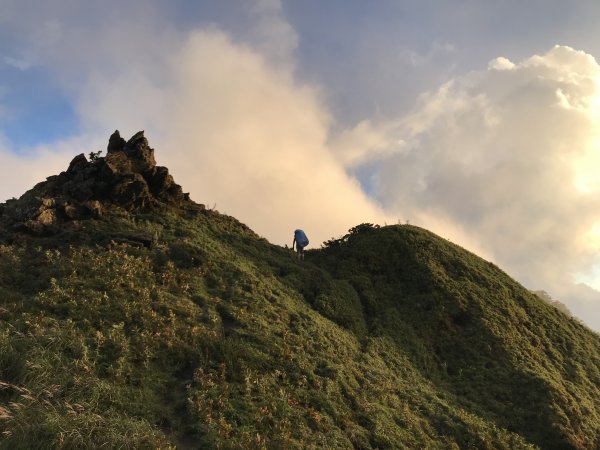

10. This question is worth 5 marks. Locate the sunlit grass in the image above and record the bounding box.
[0,211,599,448]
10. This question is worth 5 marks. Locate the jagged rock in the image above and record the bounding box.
[103,150,133,176]
[128,130,146,146]
[107,130,126,154]
[1,130,193,236]
[123,131,156,172]
[144,166,185,204]
[111,173,153,210]
[67,154,89,173]
[145,166,173,194]
[11,199,43,222]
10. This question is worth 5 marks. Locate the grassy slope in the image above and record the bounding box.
[0,211,599,449]
[313,224,600,449]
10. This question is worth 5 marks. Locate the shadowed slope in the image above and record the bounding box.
[312,224,600,449]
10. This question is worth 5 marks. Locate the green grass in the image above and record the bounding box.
[0,210,599,449]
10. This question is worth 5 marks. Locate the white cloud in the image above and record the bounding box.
[488,57,515,71]
[248,0,298,67]
[329,119,404,167]
[0,135,102,200]
[553,283,600,332]
[48,22,388,247]
[358,45,600,328]
[3,18,63,70]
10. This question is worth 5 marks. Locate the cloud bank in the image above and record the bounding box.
[357,45,600,328]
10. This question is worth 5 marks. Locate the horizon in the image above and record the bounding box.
[2,0,600,331]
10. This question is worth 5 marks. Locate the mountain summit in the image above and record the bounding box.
[0,131,198,238]
[1,133,599,449]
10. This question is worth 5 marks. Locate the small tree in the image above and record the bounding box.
[88,150,103,162]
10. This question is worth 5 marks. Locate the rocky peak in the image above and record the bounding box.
[0,131,201,236]
[107,130,127,154]
[105,130,156,173]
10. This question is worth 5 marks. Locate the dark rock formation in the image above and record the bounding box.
[0,131,200,236]
[107,130,126,154]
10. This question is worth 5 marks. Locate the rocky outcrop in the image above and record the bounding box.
[0,130,199,236]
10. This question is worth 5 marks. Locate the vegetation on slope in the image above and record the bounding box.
[313,224,600,449]
[1,134,599,449]
[1,211,599,449]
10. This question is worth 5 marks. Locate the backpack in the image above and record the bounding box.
[294,229,309,247]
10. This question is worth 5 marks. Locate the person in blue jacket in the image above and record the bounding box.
[293,229,309,260]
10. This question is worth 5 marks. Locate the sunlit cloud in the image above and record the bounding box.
[488,57,515,71]
[573,139,600,194]
[350,45,600,329]
[0,1,389,247]
[79,29,388,246]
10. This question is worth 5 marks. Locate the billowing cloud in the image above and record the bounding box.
[247,0,299,67]
[357,45,600,328]
[0,0,388,247]
[78,29,387,246]
[163,31,386,246]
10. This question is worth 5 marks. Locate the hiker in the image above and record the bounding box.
[293,229,309,260]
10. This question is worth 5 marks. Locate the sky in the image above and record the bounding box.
[2,0,600,331]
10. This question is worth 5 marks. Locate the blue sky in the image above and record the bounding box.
[2,0,600,330]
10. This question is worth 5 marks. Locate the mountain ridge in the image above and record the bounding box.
[0,132,599,449]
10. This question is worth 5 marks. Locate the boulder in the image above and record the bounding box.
[103,151,133,176]
[144,165,182,201]
[111,173,153,210]
[37,208,58,226]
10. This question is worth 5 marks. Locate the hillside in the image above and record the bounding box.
[1,132,600,449]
